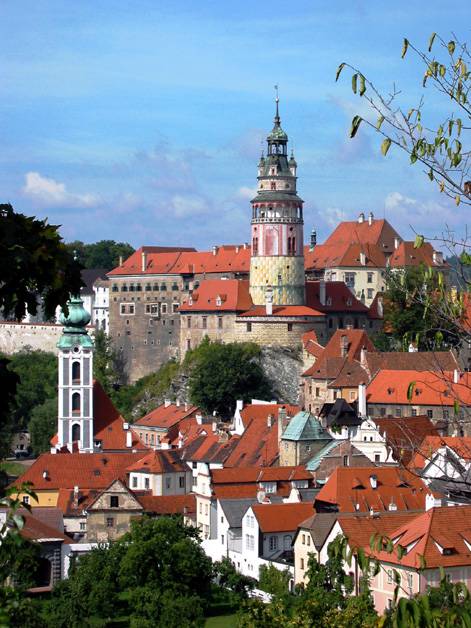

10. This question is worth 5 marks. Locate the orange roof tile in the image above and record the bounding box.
[303,329,375,378]
[126,449,188,474]
[20,510,72,544]
[388,241,445,268]
[136,493,196,516]
[179,279,253,312]
[305,281,369,313]
[13,452,145,491]
[315,466,431,513]
[302,330,324,358]
[366,506,471,569]
[409,435,471,470]
[336,511,419,551]
[374,416,439,465]
[366,370,471,407]
[134,402,199,429]
[324,217,399,249]
[212,466,311,484]
[238,305,324,318]
[252,502,314,533]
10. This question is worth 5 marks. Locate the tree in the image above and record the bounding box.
[258,564,291,598]
[214,557,256,600]
[336,33,470,207]
[29,398,58,455]
[187,339,273,418]
[66,239,134,270]
[93,329,126,394]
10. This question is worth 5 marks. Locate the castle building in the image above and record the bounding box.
[249,96,305,306]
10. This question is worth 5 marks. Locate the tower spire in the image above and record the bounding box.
[274,84,280,126]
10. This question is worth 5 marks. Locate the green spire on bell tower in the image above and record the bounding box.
[57,294,93,349]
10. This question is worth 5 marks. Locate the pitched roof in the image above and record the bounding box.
[388,241,445,268]
[366,370,471,407]
[126,449,188,474]
[366,506,471,569]
[252,502,314,533]
[302,330,324,358]
[324,217,399,250]
[374,416,439,465]
[303,329,375,378]
[219,499,254,527]
[319,398,361,428]
[134,402,199,429]
[296,512,338,549]
[136,493,196,516]
[80,268,109,294]
[282,411,331,442]
[211,466,312,500]
[364,350,459,376]
[239,404,300,428]
[20,510,72,544]
[409,435,471,470]
[14,452,145,491]
[180,431,239,464]
[305,242,388,270]
[108,245,250,277]
[179,279,253,312]
[314,466,431,513]
[305,281,369,313]
[238,305,324,318]
[336,511,419,551]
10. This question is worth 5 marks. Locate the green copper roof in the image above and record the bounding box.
[306,440,339,471]
[268,124,288,141]
[57,295,94,349]
[281,411,331,442]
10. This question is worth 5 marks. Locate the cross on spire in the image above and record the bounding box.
[274,84,280,125]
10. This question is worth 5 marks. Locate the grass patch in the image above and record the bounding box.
[205,614,238,628]
[0,461,26,477]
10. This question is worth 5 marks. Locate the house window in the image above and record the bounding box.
[166,477,172,490]
[315,387,320,397]
[375,454,381,463]
[427,409,433,418]
[387,570,393,584]
[132,476,138,488]
[246,323,252,332]
[120,304,127,315]
[345,272,355,288]
[172,303,179,313]
[22,495,29,505]
[396,408,402,417]
[179,476,185,488]
[269,536,278,551]
[202,317,207,329]
[307,535,310,546]
[443,409,449,419]
[187,339,191,350]
[205,503,209,515]
[411,408,417,416]
[144,478,150,490]
[187,317,191,328]
[367,272,373,283]
[146,303,159,315]
[300,557,305,570]
[302,534,305,545]
[287,323,293,332]
[128,304,135,315]
[161,303,167,314]
[106,517,114,528]
[367,288,374,299]
[245,534,255,551]
[261,482,276,494]
[221,534,225,545]
[343,455,349,467]
[247,514,255,528]
[380,407,386,417]
[218,317,223,330]
[110,496,119,508]
[80,522,86,531]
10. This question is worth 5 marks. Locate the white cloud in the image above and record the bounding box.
[324,206,347,228]
[237,186,257,200]
[384,191,417,211]
[22,171,98,208]
[168,194,211,218]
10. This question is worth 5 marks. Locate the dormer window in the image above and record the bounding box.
[216,296,222,306]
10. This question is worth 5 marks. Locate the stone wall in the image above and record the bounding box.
[249,255,305,305]
[233,319,325,349]
[0,322,63,354]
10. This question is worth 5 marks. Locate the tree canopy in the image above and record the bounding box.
[65,239,134,270]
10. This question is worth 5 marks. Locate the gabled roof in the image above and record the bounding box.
[219,499,254,527]
[86,479,143,511]
[252,502,314,533]
[239,404,300,428]
[324,217,399,250]
[319,398,361,428]
[365,350,459,376]
[14,451,145,491]
[296,512,338,549]
[303,329,375,378]
[180,431,239,464]
[80,268,109,294]
[212,466,312,485]
[314,466,432,513]
[336,511,419,551]
[282,411,330,442]
[305,281,369,313]
[302,330,324,358]
[126,449,188,474]
[238,305,324,318]
[374,416,439,465]
[136,493,196,516]
[306,440,340,471]
[388,241,445,268]
[409,436,471,470]
[134,402,199,429]
[366,506,471,569]
[366,370,471,407]
[20,509,72,544]
[179,279,253,312]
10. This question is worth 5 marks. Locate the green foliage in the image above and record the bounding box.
[66,240,134,271]
[42,516,213,627]
[187,339,272,418]
[5,349,57,431]
[214,557,256,600]
[0,203,82,321]
[258,564,291,598]
[93,329,126,394]
[29,397,58,455]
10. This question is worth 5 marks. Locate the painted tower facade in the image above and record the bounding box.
[249,97,305,305]
[56,295,94,453]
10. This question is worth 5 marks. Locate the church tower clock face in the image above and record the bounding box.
[249,93,305,307]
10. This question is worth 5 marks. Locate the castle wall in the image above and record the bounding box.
[249,256,305,305]
[0,322,95,355]
[233,319,324,349]
[179,312,239,358]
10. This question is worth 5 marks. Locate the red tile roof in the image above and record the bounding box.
[20,510,72,544]
[305,281,369,313]
[134,402,199,429]
[108,245,250,277]
[252,502,314,533]
[56,487,98,515]
[315,466,431,513]
[366,370,471,407]
[324,217,399,249]
[303,329,375,378]
[388,241,445,268]
[211,466,312,499]
[374,416,439,464]
[238,305,324,318]
[136,493,196,516]
[336,511,419,551]
[14,452,145,492]
[302,330,324,358]
[366,506,471,569]
[408,435,471,470]
[179,279,253,312]
[364,351,459,375]
[240,404,300,428]
[126,449,188,474]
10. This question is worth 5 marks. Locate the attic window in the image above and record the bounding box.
[216,296,222,306]
[93,469,101,476]
[387,387,395,395]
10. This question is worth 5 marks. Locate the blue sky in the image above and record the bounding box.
[1,1,469,249]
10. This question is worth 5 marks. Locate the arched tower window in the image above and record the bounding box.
[71,423,81,442]
[72,361,81,384]
[72,393,81,415]
[252,237,258,256]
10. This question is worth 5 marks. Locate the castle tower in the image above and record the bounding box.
[56,295,94,453]
[249,94,305,305]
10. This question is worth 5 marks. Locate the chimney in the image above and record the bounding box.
[360,346,367,367]
[176,399,181,407]
[369,474,378,489]
[408,343,418,353]
[212,422,217,433]
[278,406,287,443]
[388,499,397,512]
[73,485,79,508]
[265,286,273,316]
[184,402,189,411]
[243,242,248,249]
[212,245,218,256]
[310,229,317,251]
[394,237,401,250]
[360,251,366,266]
[235,245,239,253]
[425,493,442,511]
[358,212,365,224]
[358,383,367,417]
[319,279,326,306]
[164,399,171,408]
[119,255,123,266]
[126,430,133,448]
[196,413,203,425]
[267,414,273,428]
[377,296,383,318]
[141,251,147,272]
[340,334,348,358]
[454,369,460,384]
[368,212,373,226]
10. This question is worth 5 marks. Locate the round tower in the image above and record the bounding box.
[249,95,305,305]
